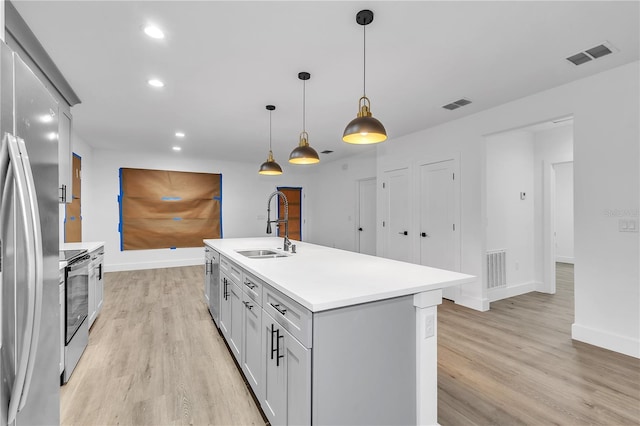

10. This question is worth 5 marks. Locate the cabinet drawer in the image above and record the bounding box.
[263,285,312,348]
[242,272,264,305]
[220,255,242,284]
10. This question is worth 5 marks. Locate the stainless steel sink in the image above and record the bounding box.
[236,249,289,259]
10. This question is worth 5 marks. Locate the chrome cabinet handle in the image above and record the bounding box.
[398,231,408,235]
[244,280,256,290]
[243,301,253,310]
[421,232,429,238]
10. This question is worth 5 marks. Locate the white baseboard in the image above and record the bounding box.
[455,294,489,312]
[572,323,639,358]
[106,258,203,272]
[556,256,574,264]
[488,281,539,302]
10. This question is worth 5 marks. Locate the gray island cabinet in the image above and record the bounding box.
[204,237,475,426]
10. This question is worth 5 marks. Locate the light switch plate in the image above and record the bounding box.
[619,219,639,232]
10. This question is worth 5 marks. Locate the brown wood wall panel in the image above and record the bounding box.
[65,154,82,242]
[277,187,302,240]
[120,168,222,250]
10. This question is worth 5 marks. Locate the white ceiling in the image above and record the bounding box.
[12,1,640,167]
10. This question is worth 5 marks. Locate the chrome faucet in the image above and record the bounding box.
[266,191,291,251]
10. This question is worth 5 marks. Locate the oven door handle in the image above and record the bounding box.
[3,134,43,423]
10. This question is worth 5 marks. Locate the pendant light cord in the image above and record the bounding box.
[363,24,367,97]
[302,79,306,132]
[269,110,273,151]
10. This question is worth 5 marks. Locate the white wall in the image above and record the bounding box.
[304,149,377,251]
[76,147,308,271]
[372,61,638,357]
[486,130,536,300]
[555,162,574,263]
[75,61,639,357]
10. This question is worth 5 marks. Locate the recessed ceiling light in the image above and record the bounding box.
[172,146,181,151]
[46,132,58,141]
[143,25,165,39]
[40,114,54,123]
[175,132,185,138]
[148,79,164,88]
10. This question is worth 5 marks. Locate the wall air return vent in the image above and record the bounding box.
[442,98,472,111]
[566,42,615,66]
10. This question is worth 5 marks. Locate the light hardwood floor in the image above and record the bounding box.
[62,263,639,425]
[61,266,266,425]
[438,263,640,425]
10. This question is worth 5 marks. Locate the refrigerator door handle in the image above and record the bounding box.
[0,134,10,362]
[4,134,39,424]
[15,137,43,413]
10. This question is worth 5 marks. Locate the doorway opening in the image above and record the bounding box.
[484,116,574,304]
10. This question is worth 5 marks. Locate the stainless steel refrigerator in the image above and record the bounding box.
[0,41,60,425]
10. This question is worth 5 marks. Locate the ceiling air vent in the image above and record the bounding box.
[320,150,333,154]
[442,98,472,111]
[566,42,615,66]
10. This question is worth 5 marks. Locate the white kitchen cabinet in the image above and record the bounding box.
[204,238,462,425]
[204,249,211,305]
[88,245,104,329]
[95,255,104,314]
[261,309,311,426]
[219,273,231,337]
[241,291,262,400]
[58,108,72,203]
[219,265,242,363]
[240,272,264,401]
[228,280,243,362]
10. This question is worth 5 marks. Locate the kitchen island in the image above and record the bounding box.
[204,237,475,426]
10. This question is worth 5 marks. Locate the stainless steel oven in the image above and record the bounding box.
[61,249,89,383]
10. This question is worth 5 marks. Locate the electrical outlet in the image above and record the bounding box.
[424,314,435,339]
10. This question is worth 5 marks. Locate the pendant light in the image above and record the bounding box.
[259,105,283,175]
[289,72,320,164]
[343,9,387,145]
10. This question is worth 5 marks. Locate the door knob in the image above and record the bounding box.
[421,232,429,237]
[358,227,363,231]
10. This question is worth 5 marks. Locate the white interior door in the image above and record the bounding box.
[357,178,376,256]
[419,160,458,300]
[384,168,410,262]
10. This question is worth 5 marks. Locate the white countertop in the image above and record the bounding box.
[62,241,105,253]
[204,237,475,312]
